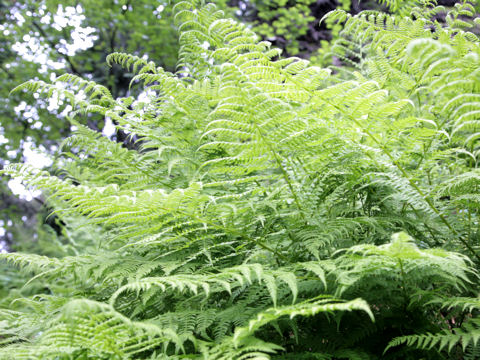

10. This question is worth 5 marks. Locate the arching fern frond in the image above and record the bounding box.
[386,318,480,354]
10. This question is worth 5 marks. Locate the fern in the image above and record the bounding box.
[386,318,480,354]
[2,0,480,359]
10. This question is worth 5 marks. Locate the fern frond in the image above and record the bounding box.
[386,318,480,353]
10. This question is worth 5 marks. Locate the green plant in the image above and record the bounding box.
[1,0,480,358]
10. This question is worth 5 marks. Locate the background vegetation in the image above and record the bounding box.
[1,0,480,359]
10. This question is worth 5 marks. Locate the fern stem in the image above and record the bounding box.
[252,122,307,222]
[407,204,441,247]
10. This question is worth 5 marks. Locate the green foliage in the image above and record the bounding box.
[251,0,318,55]
[386,318,480,354]
[0,0,183,251]
[2,0,480,359]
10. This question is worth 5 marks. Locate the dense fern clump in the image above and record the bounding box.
[2,0,480,358]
